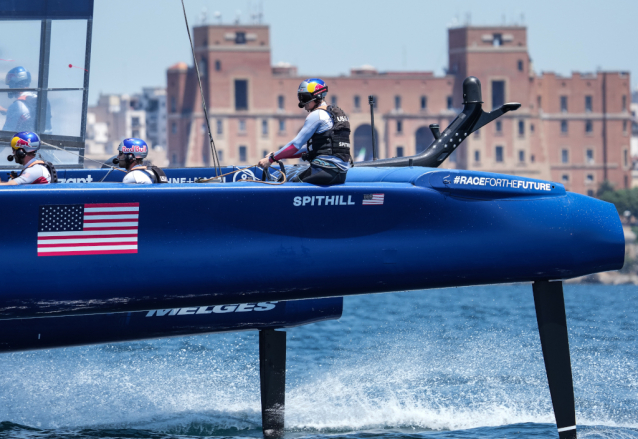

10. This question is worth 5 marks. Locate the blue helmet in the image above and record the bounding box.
[297,78,328,108]
[10,131,41,154]
[117,138,149,159]
[5,66,31,89]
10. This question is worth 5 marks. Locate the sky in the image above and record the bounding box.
[88,0,638,104]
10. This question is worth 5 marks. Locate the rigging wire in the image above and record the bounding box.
[40,140,126,172]
[180,0,222,178]
[197,163,288,185]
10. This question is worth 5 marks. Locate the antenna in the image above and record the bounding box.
[214,11,222,24]
[235,10,241,24]
[368,96,377,160]
[200,7,208,24]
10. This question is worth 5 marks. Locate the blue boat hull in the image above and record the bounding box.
[0,167,624,320]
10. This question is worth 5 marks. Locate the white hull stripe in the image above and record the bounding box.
[557,426,576,432]
[38,245,138,253]
[37,237,138,244]
[38,230,137,237]
[84,207,139,213]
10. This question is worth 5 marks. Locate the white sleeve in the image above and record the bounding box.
[123,170,153,184]
[12,165,50,185]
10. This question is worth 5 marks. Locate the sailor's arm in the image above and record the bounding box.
[259,113,319,168]
[0,178,18,186]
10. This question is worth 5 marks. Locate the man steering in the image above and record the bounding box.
[258,78,352,185]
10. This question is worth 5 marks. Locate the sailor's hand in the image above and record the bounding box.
[258,157,272,169]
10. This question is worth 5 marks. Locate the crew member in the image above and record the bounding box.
[258,78,352,185]
[117,138,167,184]
[0,131,56,185]
[2,67,52,133]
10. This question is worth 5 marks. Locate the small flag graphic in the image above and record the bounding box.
[362,194,384,205]
[37,203,139,256]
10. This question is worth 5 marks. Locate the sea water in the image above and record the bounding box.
[0,284,636,438]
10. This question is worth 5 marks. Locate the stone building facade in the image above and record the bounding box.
[167,24,632,195]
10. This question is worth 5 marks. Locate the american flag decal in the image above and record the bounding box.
[37,203,139,257]
[362,194,384,205]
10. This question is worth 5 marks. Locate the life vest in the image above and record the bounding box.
[131,165,168,184]
[17,160,58,184]
[304,106,352,164]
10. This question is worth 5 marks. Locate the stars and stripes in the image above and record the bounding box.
[37,203,139,256]
[362,194,384,205]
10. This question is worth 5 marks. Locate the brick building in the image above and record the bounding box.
[167,24,632,195]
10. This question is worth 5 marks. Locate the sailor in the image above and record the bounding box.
[117,138,167,184]
[2,67,52,133]
[258,78,352,185]
[0,132,57,185]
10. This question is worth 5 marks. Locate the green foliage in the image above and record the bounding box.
[597,180,638,216]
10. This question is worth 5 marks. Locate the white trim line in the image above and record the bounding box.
[557,425,576,432]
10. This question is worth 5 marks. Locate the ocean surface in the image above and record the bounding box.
[0,284,636,439]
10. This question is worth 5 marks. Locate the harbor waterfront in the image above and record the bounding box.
[0,284,635,439]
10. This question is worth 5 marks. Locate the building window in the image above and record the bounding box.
[585,95,592,112]
[420,96,427,110]
[625,175,629,188]
[493,33,503,47]
[132,129,139,138]
[215,60,221,71]
[518,120,525,136]
[560,96,568,112]
[396,120,403,133]
[447,96,453,109]
[262,149,268,158]
[171,122,177,134]
[623,120,628,134]
[587,189,594,196]
[562,149,569,163]
[586,149,594,164]
[262,119,268,136]
[216,119,223,135]
[495,120,502,133]
[474,150,480,162]
[622,95,627,111]
[235,32,246,44]
[200,57,207,77]
[279,119,285,132]
[239,146,247,162]
[238,119,246,132]
[277,95,284,110]
[492,80,505,108]
[131,117,140,127]
[562,174,569,183]
[495,146,504,162]
[537,96,542,110]
[531,154,535,163]
[170,96,176,113]
[395,95,401,110]
[519,150,525,162]
[624,149,629,167]
[530,123,535,133]
[561,120,568,133]
[517,60,523,71]
[331,95,338,106]
[585,121,593,133]
[474,130,480,139]
[396,146,404,157]
[586,174,594,183]
[235,79,248,110]
[354,95,360,109]
[218,150,223,162]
